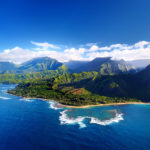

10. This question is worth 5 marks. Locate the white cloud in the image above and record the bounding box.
[63,47,87,61]
[88,44,124,52]
[31,41,60,50]
[87,41,150,61]
[0,47,36,64]
[134,41,150,48]
[1,41,150,64]
[99,46,110,51]
[0,46,87,64]
[89,45,100,51]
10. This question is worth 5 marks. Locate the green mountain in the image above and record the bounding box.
[0,57,137,75]
[56,64,150,102]
[0,57,67,74]
[18,57,63,73]
[8,72,139,106]
[9,68,145,106]
[0,62,18,74]
[0,64,69,84]
[73,57,137,74]
[7,61,150,106]
[0,57,69,83]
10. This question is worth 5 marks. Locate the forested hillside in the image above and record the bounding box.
[8,64,150,106]
[0,64,69,83]
[0,57,66,74]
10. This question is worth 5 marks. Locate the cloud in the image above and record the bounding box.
[88,44,124,51]
[1,41,150,64]
[87,41,150,61]
[89,45,99,51]
[31,41,60,50]
[0,46,87,64]
[89,43,127,51]
[63,47,87,62]
[0,47,36,64]
[134,41,150,48]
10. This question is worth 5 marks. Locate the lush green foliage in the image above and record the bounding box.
[0,64,69,83]
[8,79,139,106]
[9,69,145,106]
[0,57,65,74]
[18,57,64,73]
[6,59,150,106]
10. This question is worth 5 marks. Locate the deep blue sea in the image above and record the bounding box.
[0,84,150,150]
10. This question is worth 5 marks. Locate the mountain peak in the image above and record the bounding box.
[19,57,63,73]
[72,57,136,74]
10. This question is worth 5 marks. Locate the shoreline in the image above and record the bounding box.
[20,97,150,109]
[57,102,150,108]
[7,92,150,109]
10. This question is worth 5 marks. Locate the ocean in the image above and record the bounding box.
[0,84,150,150]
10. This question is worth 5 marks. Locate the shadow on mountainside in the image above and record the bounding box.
[60,74,150,102]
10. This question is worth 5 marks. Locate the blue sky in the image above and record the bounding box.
[0,0,150,63]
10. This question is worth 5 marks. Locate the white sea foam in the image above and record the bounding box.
[0,96,10,100]
[59,110,86,128]
[19,98,34,102]
[59,109,124,128]
[90,113,124,125]
[48,101,62,110]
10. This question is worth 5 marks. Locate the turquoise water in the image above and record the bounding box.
[0,84,150,150]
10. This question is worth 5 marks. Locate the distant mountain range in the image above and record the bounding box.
[128,59,150,68]
[0,56,142,75]
[66,57,137,74]
[3,57,150,105]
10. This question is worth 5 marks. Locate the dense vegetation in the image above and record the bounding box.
[9,69,147,106]
[52,66,150,102]
[0,57,65,74]
[4,56,150,106]
[18,57,63,73]
[0,64,68,83]
[8,78,139,106]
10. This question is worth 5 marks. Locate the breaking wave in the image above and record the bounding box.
[48,101,63,110]
[59,109,124,128]
[59,110,86,128]
[0,96,10,100]
[90,113,123,125]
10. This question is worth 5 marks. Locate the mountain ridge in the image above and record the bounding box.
[72,57,137,74]
[0,57,140,76]
[0,57,65,74]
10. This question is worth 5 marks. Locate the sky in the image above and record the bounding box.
[0,0,150,63]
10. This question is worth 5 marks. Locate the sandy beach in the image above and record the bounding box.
[7,92,150,109]
[55,102,150,109]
